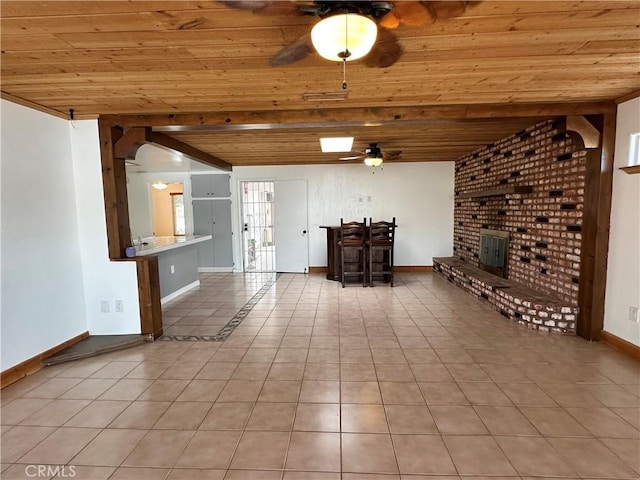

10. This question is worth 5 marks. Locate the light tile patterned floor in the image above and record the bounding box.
[2,272,639,479]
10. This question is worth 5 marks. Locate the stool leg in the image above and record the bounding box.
[362,247,367,287]
[341,246,345,288]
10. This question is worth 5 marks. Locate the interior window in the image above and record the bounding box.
[171,193,186,235]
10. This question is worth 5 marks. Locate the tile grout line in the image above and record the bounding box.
[162,273,281,342]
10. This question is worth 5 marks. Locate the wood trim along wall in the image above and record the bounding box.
[309,266,433,273]
[615,89,640,104]
[1,331,90,389]
[1,91,72,120]
[601,331,640,362]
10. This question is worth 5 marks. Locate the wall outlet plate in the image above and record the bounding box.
[115,300,124,313]
[630,306,639,323]
[100,300,109,313]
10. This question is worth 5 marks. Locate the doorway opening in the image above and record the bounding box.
[151,182,184,236]
[241,181,276,272]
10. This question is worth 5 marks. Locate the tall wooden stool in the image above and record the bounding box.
[338,218,367,288]
[367,217,396,287]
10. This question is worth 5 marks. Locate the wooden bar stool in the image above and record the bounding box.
[367,217,396,287]
[338,218,367,287]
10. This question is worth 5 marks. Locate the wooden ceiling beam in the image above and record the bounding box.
[100,102,616,130]
[112,125,231,170]
[147,131,232,171]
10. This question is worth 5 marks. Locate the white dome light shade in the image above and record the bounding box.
[364,157,383,167]
[311,14,378,62]
[152,181,168,190]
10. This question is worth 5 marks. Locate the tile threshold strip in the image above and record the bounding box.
[161,273,280,342]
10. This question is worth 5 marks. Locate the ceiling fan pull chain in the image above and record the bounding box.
[342,59,347,90]
[342,13,348,90]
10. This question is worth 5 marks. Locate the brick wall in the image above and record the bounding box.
[454,119,587,306]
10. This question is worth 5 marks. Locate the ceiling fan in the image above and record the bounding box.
[340,143,402,166]
[220,1,474,68]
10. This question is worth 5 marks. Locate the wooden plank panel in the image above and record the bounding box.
[1,8,315,35]
[0,1,218,17]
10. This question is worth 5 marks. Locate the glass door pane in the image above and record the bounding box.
[240,181,276,272]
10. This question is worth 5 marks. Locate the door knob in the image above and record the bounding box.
[302,230,307,235]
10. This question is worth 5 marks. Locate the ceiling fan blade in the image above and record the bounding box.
[363,28,403,68]
[219,0,302,15]
[424,1,469,20]
[270,33,313,66]
[394,2,435,27]
[339,156,363,161]
[383,150,403,161]
[378,11,400,29]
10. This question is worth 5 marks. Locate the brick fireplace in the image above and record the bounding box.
[434,118,590,334]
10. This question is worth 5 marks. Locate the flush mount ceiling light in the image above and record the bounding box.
[152,181,168,190]
[311,13,378,63]
[320,136,354,153]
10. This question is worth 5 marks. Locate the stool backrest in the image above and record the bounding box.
[368,217,396,244]
[340,218,367,244]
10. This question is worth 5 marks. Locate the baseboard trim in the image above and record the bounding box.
[394,266,433,272]
[198,267,234,273]
[308,266,433,274]
[601,330,640,362]
[1,331,90,389]
[161,280,200,305]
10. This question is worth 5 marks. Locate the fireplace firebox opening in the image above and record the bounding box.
[479,228,509,278]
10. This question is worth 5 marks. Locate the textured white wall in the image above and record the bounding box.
[233,162,455,268]
[604,98,640,346]
[1,100,87,369]
[70,120,141,336]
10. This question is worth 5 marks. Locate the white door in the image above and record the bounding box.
[274,180,309,273]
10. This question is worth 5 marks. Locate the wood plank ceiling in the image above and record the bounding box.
[2,1,639,166]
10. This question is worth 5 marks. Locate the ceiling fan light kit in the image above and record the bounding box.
[151,181,168,190]
[311,13,378,62]
[364,156,383,167]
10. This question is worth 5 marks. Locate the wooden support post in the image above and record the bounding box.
[573,114,616,341]
[135,257,163,339]
[98,122,131,259]
[99,119,163,339]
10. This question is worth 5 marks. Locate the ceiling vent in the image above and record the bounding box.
[302,91,349,101]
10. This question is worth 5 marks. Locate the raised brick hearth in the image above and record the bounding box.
[434,257,578,334]
[435,118,590,334]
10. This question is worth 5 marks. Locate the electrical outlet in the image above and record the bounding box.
[170,264,175,274]
[115,300,124,313]
[629,306,639,323]
[100,300,109,313]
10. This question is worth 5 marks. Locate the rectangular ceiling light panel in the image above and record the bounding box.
[320,137,354,153]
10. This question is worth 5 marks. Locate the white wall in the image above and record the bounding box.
[1,100,87,370]
[233,162,455,268]
[604,97,640,346]
[70,120,140,336]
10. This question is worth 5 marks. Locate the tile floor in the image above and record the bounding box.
[1,272,639,480]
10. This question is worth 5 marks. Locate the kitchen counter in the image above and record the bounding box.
[133,235,213,303]
[134,235,212,256]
